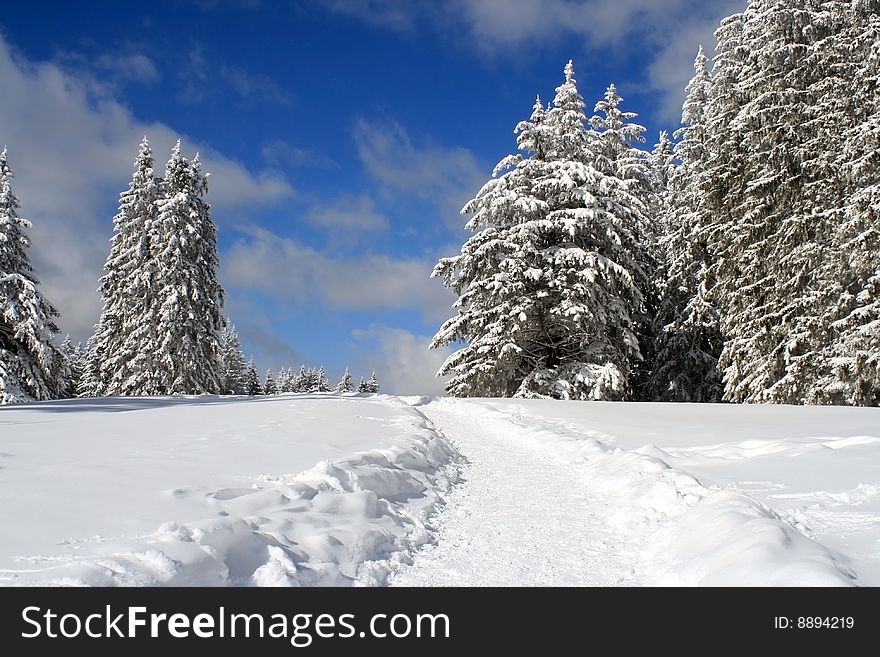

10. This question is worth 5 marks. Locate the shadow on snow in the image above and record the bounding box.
[0,393,375,414]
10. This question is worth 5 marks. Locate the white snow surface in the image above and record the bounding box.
[0,394,458,586]
[1,394,878,586]
[392,398,880,587]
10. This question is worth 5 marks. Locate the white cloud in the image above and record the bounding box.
[352,118,484,227]
[0,35,294,343]
[323,0,422,32]
[306,193,389,235]
[351,324,452,395]
[223,226,454,323]
[94,52,160,83]
[220,65,292,104]
[444,1,742,56]
[56,50,161,87]
[177,44,292,106]
[261,139,340,170]
[179,45,209,104]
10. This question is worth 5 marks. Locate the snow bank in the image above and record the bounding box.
[458,399,863,586]
[0,395,459,586]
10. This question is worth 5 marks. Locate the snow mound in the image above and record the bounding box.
[2,399,459,587]
[653,490,855,586]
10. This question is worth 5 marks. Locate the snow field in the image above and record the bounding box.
[0,394,459,586]
[2,395,877,587]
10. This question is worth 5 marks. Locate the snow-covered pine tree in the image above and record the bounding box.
[60,335,75,398]
[649,131,675,200]
[60,335,85,398]
[292,364,307,393]
[807,1,880,405]
[219,319,246,394]
[315,366,331,393]
[587,83,658,398]
[263,368,277,395]
[431,61,653,400]
[303,367,320,393]
[275,367,294,394]
[364,370,379,393]
[335,366,353,393]
[93,137,158,396]
[647,46,724,403]
[243,357,262,396]
[275,367,287,393]
[698,0,872,404]
[76,337,101,397]
[0,148,66,404]
[148,143,225,394]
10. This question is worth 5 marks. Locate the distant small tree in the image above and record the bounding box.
[303,367,320,392]
[219,319,246,394]
[287,365,302,392]
[243,358,262,396]
[60,335,84,399]
[358,371,379,394]
[263,368,277,395]
[277,366,294,393]
[77,337,102,398]
[335,367,353,393]
[316,366,331,392]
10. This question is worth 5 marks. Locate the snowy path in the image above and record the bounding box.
[391,399,644,586]
[392,397,863,587]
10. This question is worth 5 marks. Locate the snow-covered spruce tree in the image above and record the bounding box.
[274,367,284,393]
[147,143,225,394]
[243,357,262,396]
[650,131,675,201]
[364,371,379,393]
[60,335,86,399]
[303,367,320,393]
[335,366,353,393]
[76,337,101,397]
[588,83,659,398]
[263,368,276,395]
[699,0,877,404]
[431,61,653,399]
[647,46,724,402]
[316,366,331,393]
[276,366,292,393]
[93,137,158,396]
[292,364,307,393]
[807,1,880,405]
[219,319,246,394]
[357,371,379,393]
[0,148,66,404]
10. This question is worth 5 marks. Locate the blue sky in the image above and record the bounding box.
[0,0,743,393]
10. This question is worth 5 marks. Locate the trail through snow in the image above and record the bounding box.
[391,399,644,586]
[392,397,862,587]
